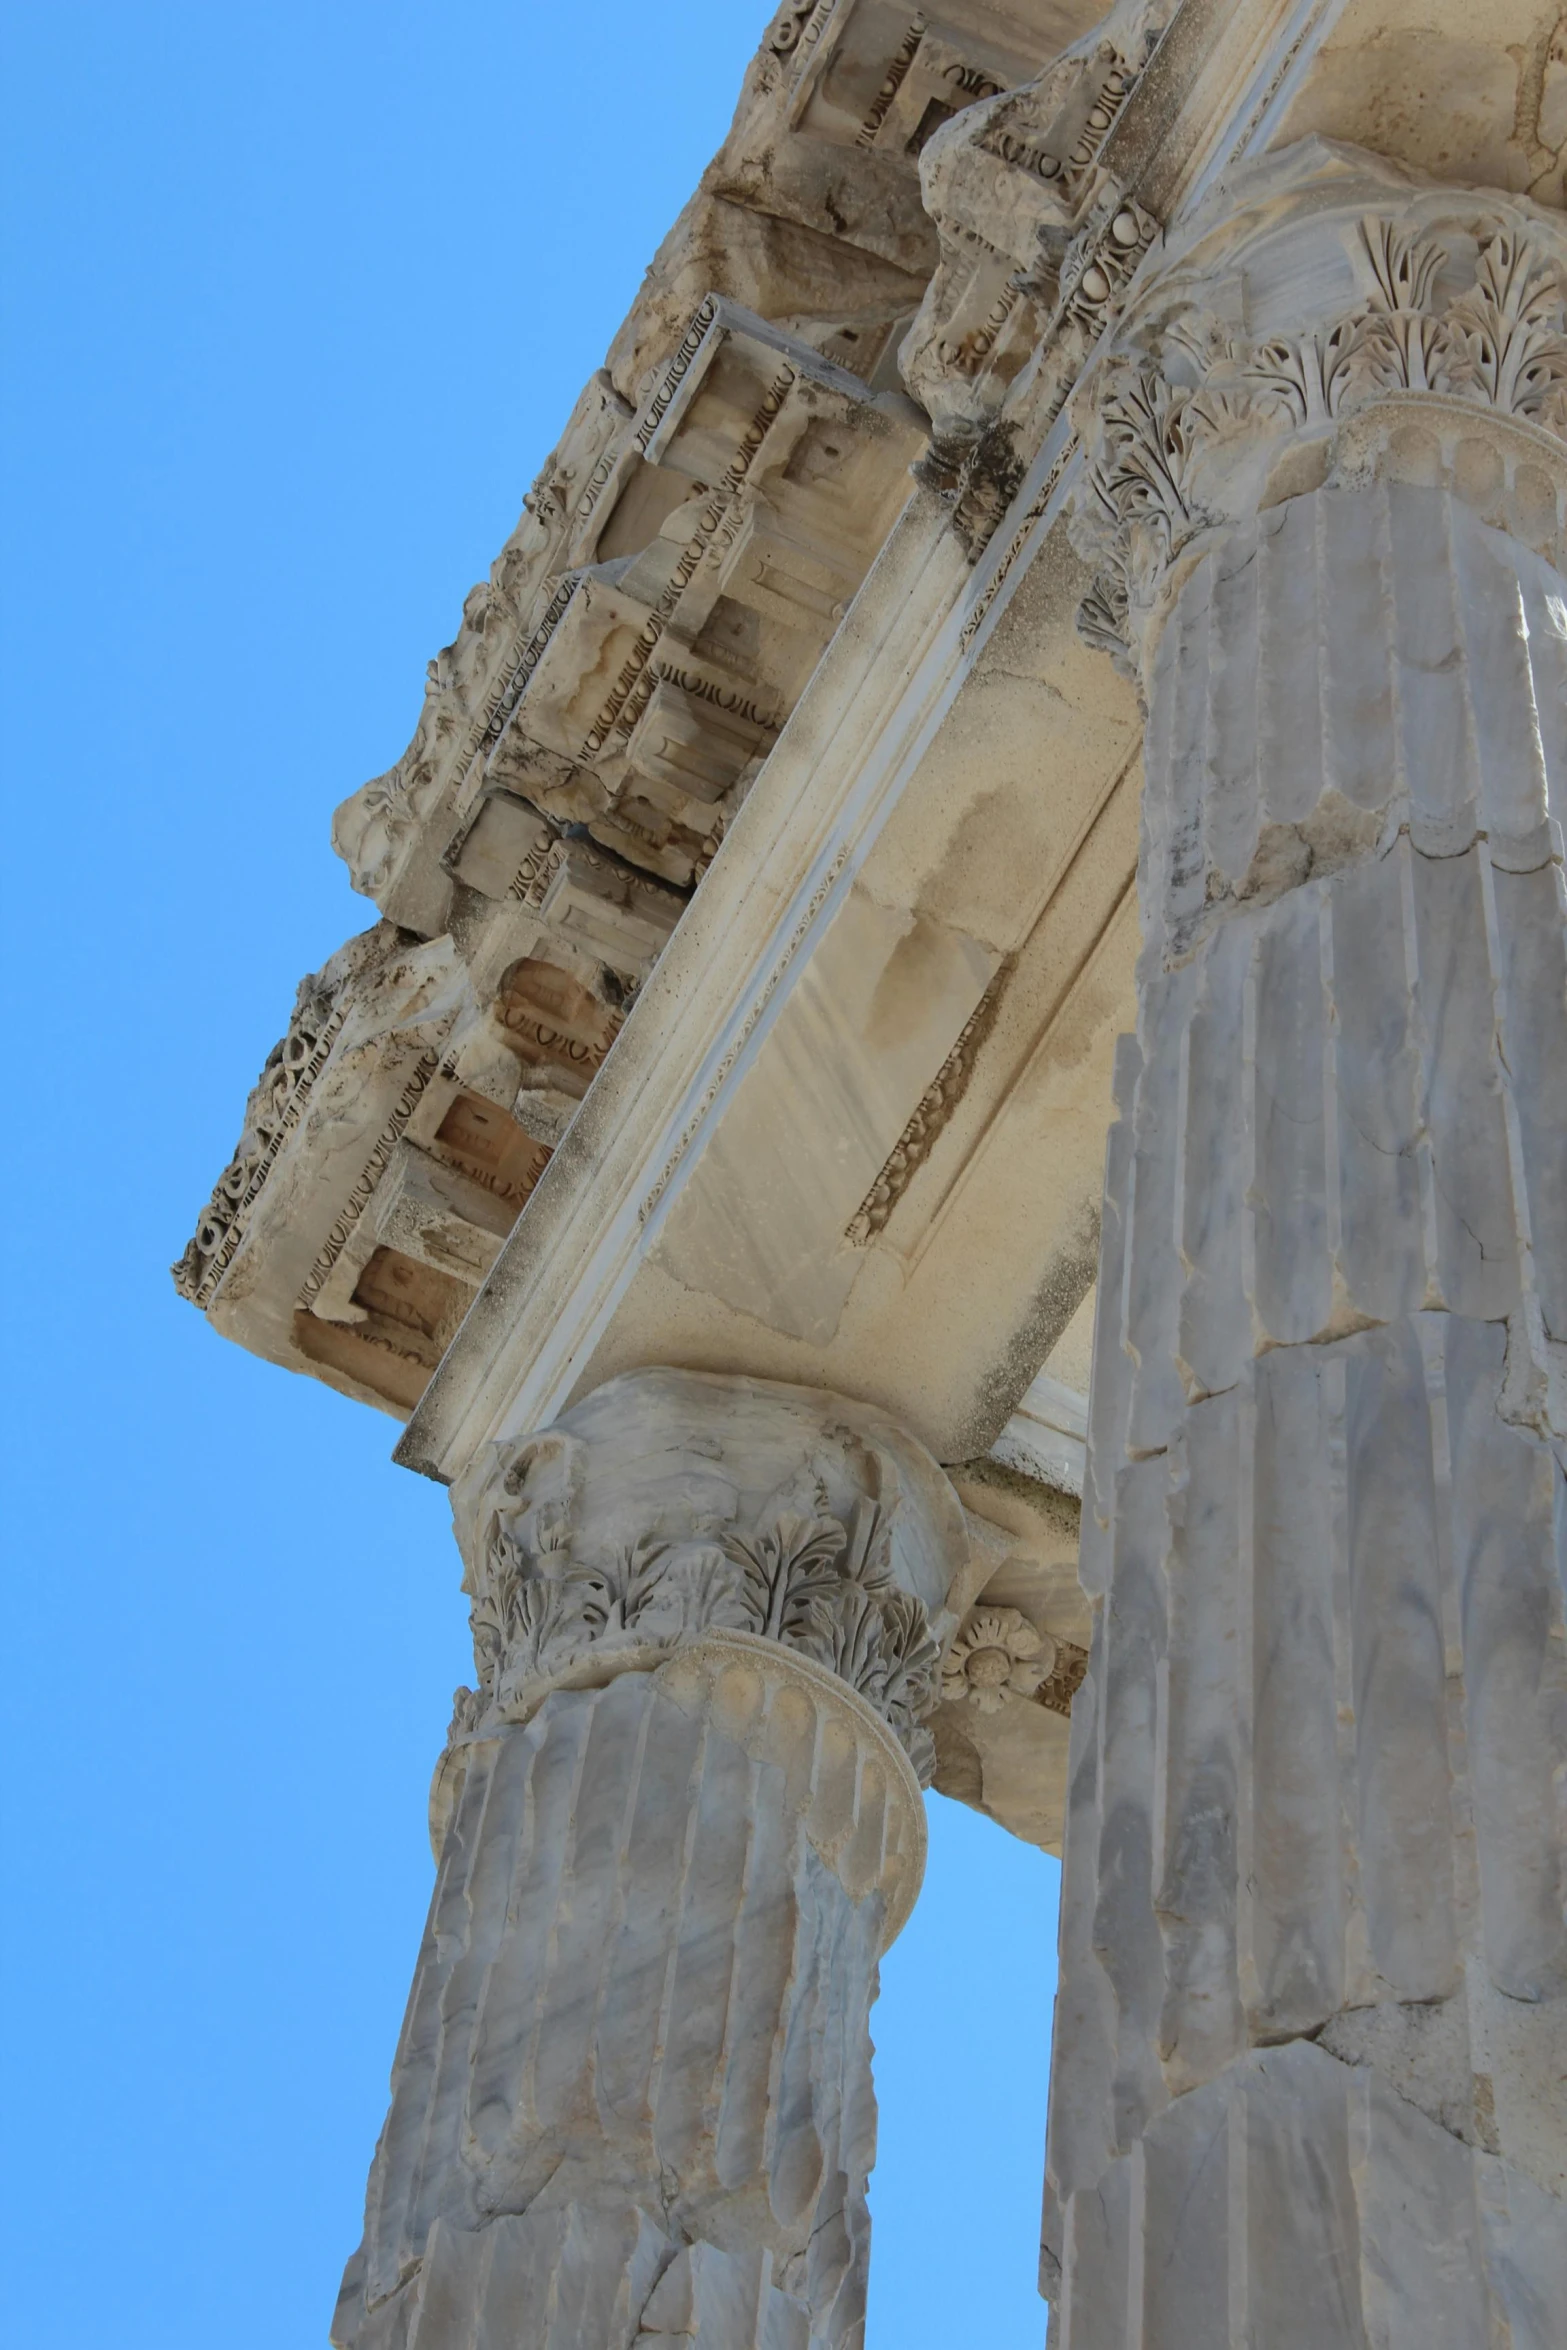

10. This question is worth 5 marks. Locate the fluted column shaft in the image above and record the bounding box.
[331,1369,965,2350]
[1051,146,1567,2346]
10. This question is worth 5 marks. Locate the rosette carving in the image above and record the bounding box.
[941,1605,1053,1712]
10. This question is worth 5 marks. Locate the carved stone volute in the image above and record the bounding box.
[446,1367,971,1789]
[1069,138,1567,679]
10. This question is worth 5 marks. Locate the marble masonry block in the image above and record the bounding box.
[1054,2040,1567,2349]
[931,1468,1091,1851]
[171,6,1567,2331]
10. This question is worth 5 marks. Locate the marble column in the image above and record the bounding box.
[1049,143,1567,2344]
[331,1368,967,2350]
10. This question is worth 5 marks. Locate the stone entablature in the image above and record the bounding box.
[902,0,1174,448]
[775,0,1084,163]
[173,2,1567,2340]
[173,926,601,1413]
[327,0,1108,949]
[406,298,925,905]
[173,0,1116,1418]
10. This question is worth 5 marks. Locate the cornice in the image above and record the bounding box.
[394,1,1382,1489]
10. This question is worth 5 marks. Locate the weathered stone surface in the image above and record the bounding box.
[928,1463,1092,1850]
[902,0,1172,446]
[1048,143,1567,2341]
[173,4,1118,1421]
[168,4,1567,2341]
[333,1370,970,2350]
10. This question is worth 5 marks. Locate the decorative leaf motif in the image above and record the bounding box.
[719,1512,851,1639]
[504,1573,584,1674]
[1077,202,1567,658]
[447,1684,486,1740]
[465,1497,943,1774]
[671,1549,748,1633]
[1360,217,1444,318]
[875,1588,942,1732]
[1444,230,1567,417]
[797,1584,891,1701]
[1076,571,1133,671]
[839,1500,897,1595]
[576,1535,671,1634]
[1090,371,1206,544]
[1244,312,1363,426]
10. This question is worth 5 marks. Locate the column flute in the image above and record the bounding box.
[331,1367,967,2350]
[1051,137,1567,2346]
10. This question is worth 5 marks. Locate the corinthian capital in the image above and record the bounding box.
[1070,137,1567,676]
[446,1367,970,1787]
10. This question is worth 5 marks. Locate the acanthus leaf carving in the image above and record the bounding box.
[1071,161,1567,671]
[465,1490,942,1779]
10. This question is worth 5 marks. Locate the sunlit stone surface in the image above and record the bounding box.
[1048,149,1567,2343]
[174,4,1567,2341]
[331,1371,968,2350]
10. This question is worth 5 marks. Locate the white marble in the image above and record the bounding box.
[332,1370,968,2350]
[1049,145,1567,2343]
[165,9,1567,2342]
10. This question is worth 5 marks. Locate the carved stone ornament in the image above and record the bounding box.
[1069,139,1567,675]
[845,966,1005,1244]
[172,964,351,1306]
[445,1367,971,1789]
[941,1604,1054,1712]
[901,0,1175,446]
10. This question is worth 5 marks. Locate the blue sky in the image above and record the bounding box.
[0,6,1058,2342]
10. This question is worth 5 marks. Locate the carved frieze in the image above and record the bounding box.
[172,926,576,1417]
[846,965,1005,1243]
[1036,1631,1089,1717]
[173,969,352,1309]
[337,298,923,933]
[475,300,923,887]
[779,2,1071,168]
[1069,142,1567,671]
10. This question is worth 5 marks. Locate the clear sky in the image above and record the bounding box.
[0,6,1060,2343]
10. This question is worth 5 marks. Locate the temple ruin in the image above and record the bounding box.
[175,1,1567,2339]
